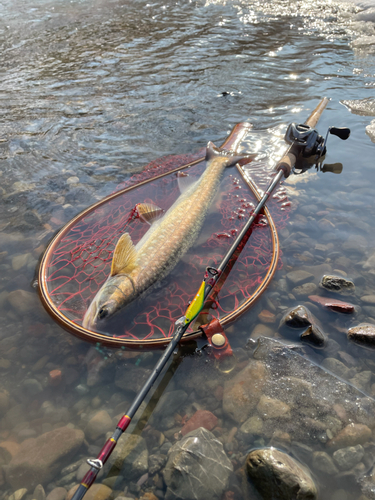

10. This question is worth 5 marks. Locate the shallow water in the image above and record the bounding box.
[2,0,375,498]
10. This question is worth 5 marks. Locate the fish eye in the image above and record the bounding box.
[98,307,109,320]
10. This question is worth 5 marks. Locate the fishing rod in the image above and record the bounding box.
[72,97,350,500]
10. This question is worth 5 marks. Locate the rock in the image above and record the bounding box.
[286,270,314,287]
[163,427,233,500]
[33,485,46,500]
[332,444,365,470]
[0,441,20,464]
[308,295,356,314]
[246,448,317,500]
[148,454,167,475]
[0,390,9,416]
[181,410,218,436]
[223,359,267,423]
[67,176,79,184]
[67,484,112,500]
[8,489,28,500]
[240,416,263,436]
[349,371,372,392]
[321,358,351,379]
[46,487,67,500]
[361,295,375,304]
[12,253,31,271]
[153,390,188,419]
[258,310,276,323]
[107,433,148,480]
[343,234,367,255]
[6,426,84,490]
[49,369,62,386]
[21,378,43,396]
[320,275,355,295]
[348,324,375,348]
[279,305,315,329]
[249,324,274,339]
[115,365,152,393]
[300,324,326,347]
[293,282,318,297]
[7,289,41,315]
[312,451,339,475]
[327,423,372,450]
[256,395,291,420]
[85,410,113,441]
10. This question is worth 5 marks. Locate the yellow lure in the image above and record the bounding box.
[184,281,206,324]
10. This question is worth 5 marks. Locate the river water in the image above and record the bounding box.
[2,0,375,499]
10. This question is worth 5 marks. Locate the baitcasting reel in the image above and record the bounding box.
[284,122,350,174]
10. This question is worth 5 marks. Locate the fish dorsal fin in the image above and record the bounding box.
[110,233,137,276]
[176,171,197,194]
[136,203,164,225]
[205,141,257,167]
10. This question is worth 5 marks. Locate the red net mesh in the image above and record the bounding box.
[43,151,290,342]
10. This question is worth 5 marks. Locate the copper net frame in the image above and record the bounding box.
[38,122,279,348]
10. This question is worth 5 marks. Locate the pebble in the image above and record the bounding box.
[46,487,68,500]
[257,309,276,323]
[321,358,351,379]
[320,275,355,295]
[292,282,318,297]
[249,323,274,339]
[312,451,339,475]
[308,295,355,314]
[256,395,291,420]
[7,289,41,315]
[85,409,113,441]
[332,444,365,470]
[9,489,28,500]
[300,324,326,347]
[361,295,375,304]
[66,176,80,184]
[181,410,218,436]
[286,270,314,287]
[279,305,314,329]
[67,484,112,500]
[327,423,372,450]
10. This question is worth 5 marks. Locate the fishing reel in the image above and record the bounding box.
[284,122,350,175]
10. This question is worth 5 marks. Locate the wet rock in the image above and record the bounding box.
[148,454,167,475]
[12,253,31,271]
[249,324,274,339]
[115,365,152,393]
[0,390,9,416]
[21,378,43,396]
[349,371,372,392]
[7,289,41,315]
[46,488,67,500]
[256,395,291,420]
[0,441,20,464]
[360,295,375,304]
[321,358,351,379]
[348,324,375,348]
[312,451,339,475]
[300,324,326,347]
[320,275,355,295]
[33,485,46,500]
[223,359,266,423]
[240,416,263,436]
[286,270,314,287]
[163,427,233,500]
[67,484,112,500]
[153,390,188,419]
[333,444,365,470]
[327,423,372,451]
[308,295,355,314]
[343,234,367,255]
[181,409,218,436]
[6,426,84,489]
[279,305,314,329]
[246,448,317,500]
[85,410,113,441]
[107,434,148,480]
[293,282,318,297]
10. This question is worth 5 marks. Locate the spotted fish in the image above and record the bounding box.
[83,142,254,329]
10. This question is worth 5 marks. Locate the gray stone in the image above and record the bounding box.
[85,410,113,441]
[333,444,365,470]
[163,427,233,500]
[115,365,152,394]
[320,275,355,295]
[361,295,375,304]
[349,371,372,392]
[240,416,263,436]
[246,448,317,500]
[286,270,314,287]
[107,434,148,480]
[21,378,43,396]
[312,451,339,475]
[293,282,318,297]
[148,454,167,475]
[46,488,68,500]
[348,324,375,348]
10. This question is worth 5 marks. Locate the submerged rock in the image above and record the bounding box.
[246,448,317,500]
[300,324,326,347]
[327,423,372,451]
[308,295,355,314]
[332,444,364,471]
[348,324,375,348]
[6,427,84,489]
[181,410,218,436]
[107,433,148,480]
[223,359,267,423]
[163,427,233,500]
[320,275,355,295]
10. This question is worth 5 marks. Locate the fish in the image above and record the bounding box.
[83,142,254,330]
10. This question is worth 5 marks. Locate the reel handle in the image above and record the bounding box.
[276,152,297,178]
[329,127,350,140]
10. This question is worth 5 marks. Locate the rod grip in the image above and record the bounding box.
[275,152,296,178]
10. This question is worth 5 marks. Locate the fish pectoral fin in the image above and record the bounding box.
[205,141,257,167]
[136,202,164,225]
[110,233,137,276]
[176,171,198,194]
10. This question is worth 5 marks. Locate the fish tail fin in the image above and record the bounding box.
[206,141,256,167]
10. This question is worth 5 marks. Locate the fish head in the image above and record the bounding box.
[82,274,136,330]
